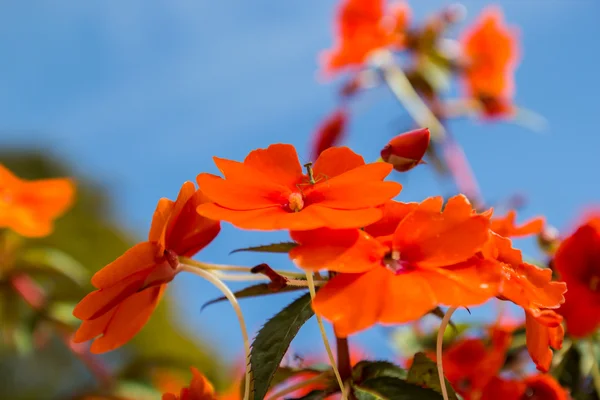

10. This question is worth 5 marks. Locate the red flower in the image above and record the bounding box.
[555,213,600,337]
[290,195,500,336]
[480,374,568,400]
[311,109,348,160]
[73,182,220,353]
[321,0,411,74]
[380,128,430,172]
[197,144,401,231]
[162,367,217,400]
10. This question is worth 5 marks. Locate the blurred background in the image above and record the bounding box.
[0,1,599,398]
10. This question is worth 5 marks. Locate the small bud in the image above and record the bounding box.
[381,128,430,172]
[537,225,560,256]
[310,109,348,160]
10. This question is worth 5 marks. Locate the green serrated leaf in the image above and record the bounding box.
[407,353,458,400]
[230,242,297,255]
[354,376,443,400]
[201,283,307,311]
[353,360,406,383]
[250,292,315,400]
[18,247,89,286]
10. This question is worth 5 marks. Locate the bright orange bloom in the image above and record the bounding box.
[196,144,401,231]
[483,233,566,371]
[311,109,348,160]
[490,210,545,238]
[555,213,600,337]
[73,182,220,353]
[0,164,75,237]
[162,367,217,400]
[460,6,519,117]
[290,195,500,336]
[480,374,568,400]
[380,128,430,172]
[321,0,410,74]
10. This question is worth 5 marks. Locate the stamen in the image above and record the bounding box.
[288,192,304,212]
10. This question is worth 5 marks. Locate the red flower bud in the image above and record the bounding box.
[310,109,348,160]
[381,128,430,172]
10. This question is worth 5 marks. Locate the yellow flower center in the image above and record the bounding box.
[288,192,304,212]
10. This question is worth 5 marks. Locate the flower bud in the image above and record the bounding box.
[311,109,348,160]
[381,128,430,172]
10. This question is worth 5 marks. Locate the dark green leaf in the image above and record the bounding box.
[354,377,443,400]
[352,360,406,383]
[407,353,458,400]
[201,283,307,311]
[230,242,297,255]
[552,343,582,395]
[250,292,315,400]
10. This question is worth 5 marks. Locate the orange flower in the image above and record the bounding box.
[73,182,220,353]
[321,0,410,74]
[490,210,545,238]
[162,367,217,400]
[480,374,568,400]
[0,164,75,237]
[380,128,430,172]
[196,144,401,231]
[460,6,519,117]
[311,109,348,160]
[554,214,600,337]
[290,195,500,336]
[483,233,566,371]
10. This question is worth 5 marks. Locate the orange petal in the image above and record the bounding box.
[442,194,477,219]
[73,308,116,343]
[197,203,383,231]
[90,284,165,353]
[149,198,175,253]
[21,177,75,218]
[313,269,388,337]
[525,310,564,373]
[491,209,545,238]
[188,367,216,398]
[364,201,419,238]
[289,229,387,273]
[0,164,21,186]
[74,270,149,320]
[312,146,366,179]
[243,143,304,188]
[379,272,438,325]
[91,242,158,289]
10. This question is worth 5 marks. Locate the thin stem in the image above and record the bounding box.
[180,264,328,286]
[436,307,457,400]
[180,265,251,400]
[266,370,331,400]
[305,272,346,400]
[588,341,600,396]
[180,257,307,278]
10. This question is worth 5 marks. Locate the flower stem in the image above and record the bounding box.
[180,264,328,286]
[179,257,307,278]
[180,265,252,400]
[336,336,352,382]
[436,307,457,400]
[305,272,346,399]
[266,370,331,400]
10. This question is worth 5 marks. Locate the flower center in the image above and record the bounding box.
[288,192,304,212]
[382,250,413,274]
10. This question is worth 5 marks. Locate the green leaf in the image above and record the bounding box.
[418,323,471,350]
[552,343,582,395]
[353,360,406,383]
[230,242,297,255]
[250,292,315,400]
[46,302,79,326]
[18,247,89,286]
[407,353,458,400]
[201,283,307,311]
[354,377,443,400]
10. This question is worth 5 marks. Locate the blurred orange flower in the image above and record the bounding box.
[311,109,348,160]
[321,0,410,74]
[490,210,545,238]
[380,128,430,172]
[73,182,220,353]
[481,374,568,400]
[555,213,600,337]
[162,367,217,400]
[290,195,500,336]
[483,233,566,371]
[197,144,401,231]
[461,6,519,118]
[0,164,75,237]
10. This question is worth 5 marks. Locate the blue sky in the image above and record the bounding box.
[1,1,599,365]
